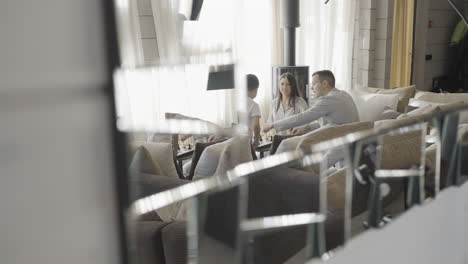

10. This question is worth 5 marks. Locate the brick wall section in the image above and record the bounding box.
[352,6,360,87]
[374,0,393,88]
[355,0,377,87]
[353,0,393,89]
[137,0,159,64]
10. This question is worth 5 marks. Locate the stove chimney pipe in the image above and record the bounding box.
[280,0,300,66]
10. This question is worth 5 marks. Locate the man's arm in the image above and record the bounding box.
[308,121,320,131]
[291,121,320,135]
[273,99,331,131]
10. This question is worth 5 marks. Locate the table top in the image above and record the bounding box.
[176,148,194,160]
[254,141,272,152]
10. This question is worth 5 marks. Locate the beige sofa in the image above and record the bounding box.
[128,87,468,263]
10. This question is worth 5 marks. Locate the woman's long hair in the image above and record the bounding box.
[276,72,300,112]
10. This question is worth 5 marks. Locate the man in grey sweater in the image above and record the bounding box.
[263,70,359,135]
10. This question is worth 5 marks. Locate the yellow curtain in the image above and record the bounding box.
[390,0,415,88]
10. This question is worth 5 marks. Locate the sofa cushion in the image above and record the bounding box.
[160,165,321,263]
[425,124,468,192]
[424,144,441,193]
[374,117,425,170]
[407,99,468,124]
[161,221,236,264]
[129,145,158,175]
[187,138,227,180]
[129,142,180,178]
[131,173,189,222]
[396,104,437,120]
[408,98,465,110]
[128,140,146,154]
[232,165,320,263]
[322,168,404,249]
[414,90,468,104]
[214,135,253,175]
[193,136,253,178]
[376,107,401,120]
[381,130,423,169]
[297,122,374,153]
[349,90,400,121]
[458,124,468,142]
[161,222,187,264]
[276,122,373,156]
[356,85,416,113]
[275,134,306,154]
[270,134,298,155]
[193,143,225,178]
[295,122,373,174]
[135,221,169,264]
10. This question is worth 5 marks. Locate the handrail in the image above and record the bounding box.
[128,102,468,263]
[129,103,468,216]
[240,213,326,233]
[311,103,468,154]
[129,150,324,218]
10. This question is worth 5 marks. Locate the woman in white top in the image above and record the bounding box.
[267,72,308,133]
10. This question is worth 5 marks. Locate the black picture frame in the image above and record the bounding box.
[272,66,310,104]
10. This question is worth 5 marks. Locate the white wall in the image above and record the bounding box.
[423,0,465,91]
[0,1,121,264]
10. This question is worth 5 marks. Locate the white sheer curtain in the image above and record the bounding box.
[115,0,280,130]
[151,0,184,61]
[115,0,144,67]
[297,0,357,91]
[235,0,280,125]
[115,0,240,130]
[115,65,237,129]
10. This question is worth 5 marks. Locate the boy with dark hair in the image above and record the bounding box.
[246,74,262,146]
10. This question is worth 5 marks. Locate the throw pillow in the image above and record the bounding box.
[326,168,403,218]
[193,135,253,179]
[376,106,401,121]
[356,85,416,113]
[270,134,302,155]
[297,122,374,153]
[380,130,423,170]
[188,138,227,180]
[129,142,180,178]
[193,140,227,178]
[275,133,309,154]
[214,135,253,176]
[395,104,436,120]
[374,118,425,170]
[349,90,400,121]
[129,146,158,175]
[295,122,373,174]
[132,173,189,222]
